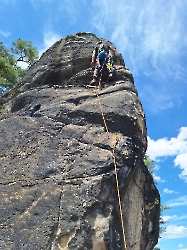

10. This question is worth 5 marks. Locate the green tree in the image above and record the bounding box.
[0,39,38,95]
[11,38,38,65]
[144,154,170,235]
[0,42,18,90]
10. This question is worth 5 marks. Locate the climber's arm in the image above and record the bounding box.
[91,49,96,65]
[91,46,99,66]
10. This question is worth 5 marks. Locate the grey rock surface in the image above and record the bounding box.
[0,32,160,250]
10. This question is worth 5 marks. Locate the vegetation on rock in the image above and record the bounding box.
[0,39,38,95]
[144,154,170,250]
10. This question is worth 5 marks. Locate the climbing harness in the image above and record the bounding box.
[88,65,128,249]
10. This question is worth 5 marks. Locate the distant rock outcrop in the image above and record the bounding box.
[0,32,160,250]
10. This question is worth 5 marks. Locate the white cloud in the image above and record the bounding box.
[153,174,160,182]
[147,127,187,182]
[30,0,79,25]
[163,188,175,194]
[17,61,29,69]
[178,215,187,221]
[167,196,187,207]
[0,30,11,37]
[163,225,187,239]
[91,0,187,113]
[39,31,61,56]
[162,215,177,222]
[179,244,187,250]
[162,214,187,223]
[147,127,187,160]
[43,31,60,49]
[2,0,16,4]
[91,0,187,75]
[175,153,187,182]
[59,0,78,25]
[29,0,51,10]
[153,174,165,183]
[153,164,160,171]
[29,0,38,9]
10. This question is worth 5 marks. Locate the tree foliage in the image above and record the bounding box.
[144,154,155,175]
[11,38,38,65]
[159,204,170,234]
[0,42,18,89]
[0,39,38,95]
[144,154,170,235]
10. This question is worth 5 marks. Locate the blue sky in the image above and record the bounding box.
[1,0,187,249]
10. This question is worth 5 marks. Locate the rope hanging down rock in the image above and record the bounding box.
[96,90,127,250]
[87,66,128,249]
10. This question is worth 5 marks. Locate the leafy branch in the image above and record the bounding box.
[0,39,38,95]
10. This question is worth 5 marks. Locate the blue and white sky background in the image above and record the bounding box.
[1,1,187,249]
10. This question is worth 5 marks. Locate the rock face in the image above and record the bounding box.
[0,33,160,250]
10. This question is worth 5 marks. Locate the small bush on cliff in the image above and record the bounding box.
[144,154,170,235]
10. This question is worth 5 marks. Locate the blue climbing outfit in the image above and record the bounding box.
[91,43,115,82]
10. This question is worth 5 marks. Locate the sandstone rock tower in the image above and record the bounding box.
[0,32,160,250]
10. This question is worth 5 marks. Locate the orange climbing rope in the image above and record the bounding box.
[112,147,127,250]
[91,76,128,249]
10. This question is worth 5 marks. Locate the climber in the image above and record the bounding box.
[90,41,116,85]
